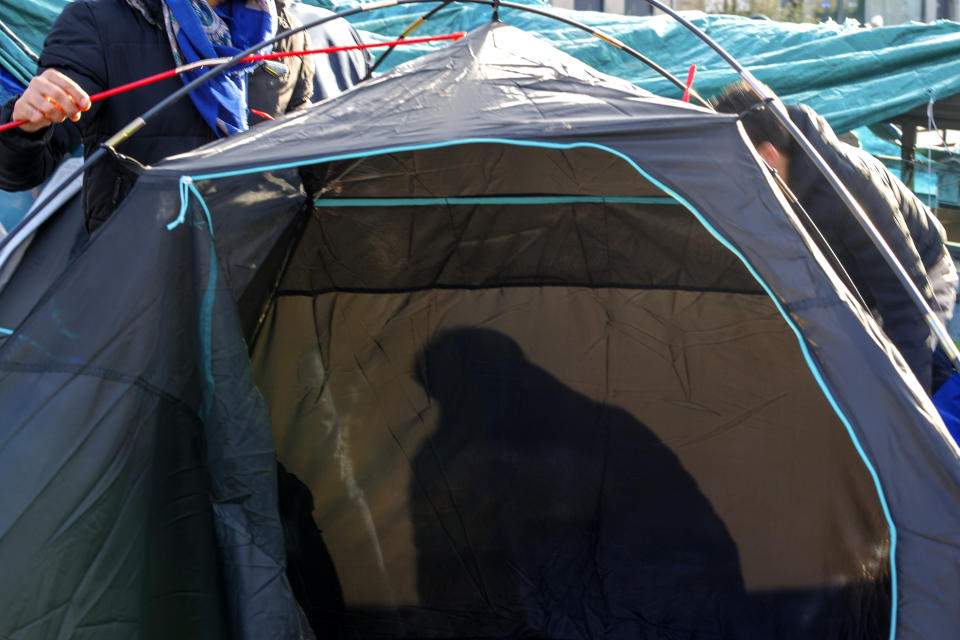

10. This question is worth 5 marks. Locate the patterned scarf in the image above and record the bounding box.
[159,0,277,136]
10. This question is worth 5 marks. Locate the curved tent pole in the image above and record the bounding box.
[0,0,712,255]
[639,0,960,375]
[362,0,709,106]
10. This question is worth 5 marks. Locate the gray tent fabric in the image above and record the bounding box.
[1,21,959,640]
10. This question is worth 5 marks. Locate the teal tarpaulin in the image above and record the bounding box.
[0,0,61,85]
[325,1,960,133]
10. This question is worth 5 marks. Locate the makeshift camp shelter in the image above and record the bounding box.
[2,21,960,640]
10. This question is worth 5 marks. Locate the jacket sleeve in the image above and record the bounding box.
[0,98,81,191]
[793,106,934,391]
[842,162,933,392]
[283,14,314,112]
[0,0,105,191]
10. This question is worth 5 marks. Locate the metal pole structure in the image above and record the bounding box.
[640,0,960,373]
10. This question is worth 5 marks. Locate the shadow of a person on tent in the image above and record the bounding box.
[407,327,762,638]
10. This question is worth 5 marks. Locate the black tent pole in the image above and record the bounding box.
[363,0,457,80]
[358,0,710,106]
[638,0,960,375]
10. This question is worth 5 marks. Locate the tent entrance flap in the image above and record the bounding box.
[243,143,892,639]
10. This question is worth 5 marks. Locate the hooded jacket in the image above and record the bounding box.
[0,0,313,230]
[786,105,947,392]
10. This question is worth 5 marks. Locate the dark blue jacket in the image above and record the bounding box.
[786,105,946,392]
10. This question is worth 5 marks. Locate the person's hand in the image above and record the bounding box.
[12,69,91,133]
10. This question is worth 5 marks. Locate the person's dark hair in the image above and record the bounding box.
[712,81,794,155]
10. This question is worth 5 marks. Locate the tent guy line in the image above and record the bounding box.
[0,32,466,134]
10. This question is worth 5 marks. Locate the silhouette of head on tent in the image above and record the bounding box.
[403,327,895,637]
[410,327,755,637]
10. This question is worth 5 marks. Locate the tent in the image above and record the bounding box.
[2,21,960,640]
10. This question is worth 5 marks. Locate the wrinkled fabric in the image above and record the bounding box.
[0,168,312,639]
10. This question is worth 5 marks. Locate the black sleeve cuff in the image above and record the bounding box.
[0,95,56,148]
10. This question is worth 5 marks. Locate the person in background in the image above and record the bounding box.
[714,81,958,394]
[0,0,314,232]
[249,0,314,120]
[288,0,371,102]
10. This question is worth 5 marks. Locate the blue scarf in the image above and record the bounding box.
[161,0,277,136]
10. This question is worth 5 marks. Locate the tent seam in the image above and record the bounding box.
[0,360,205,426]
